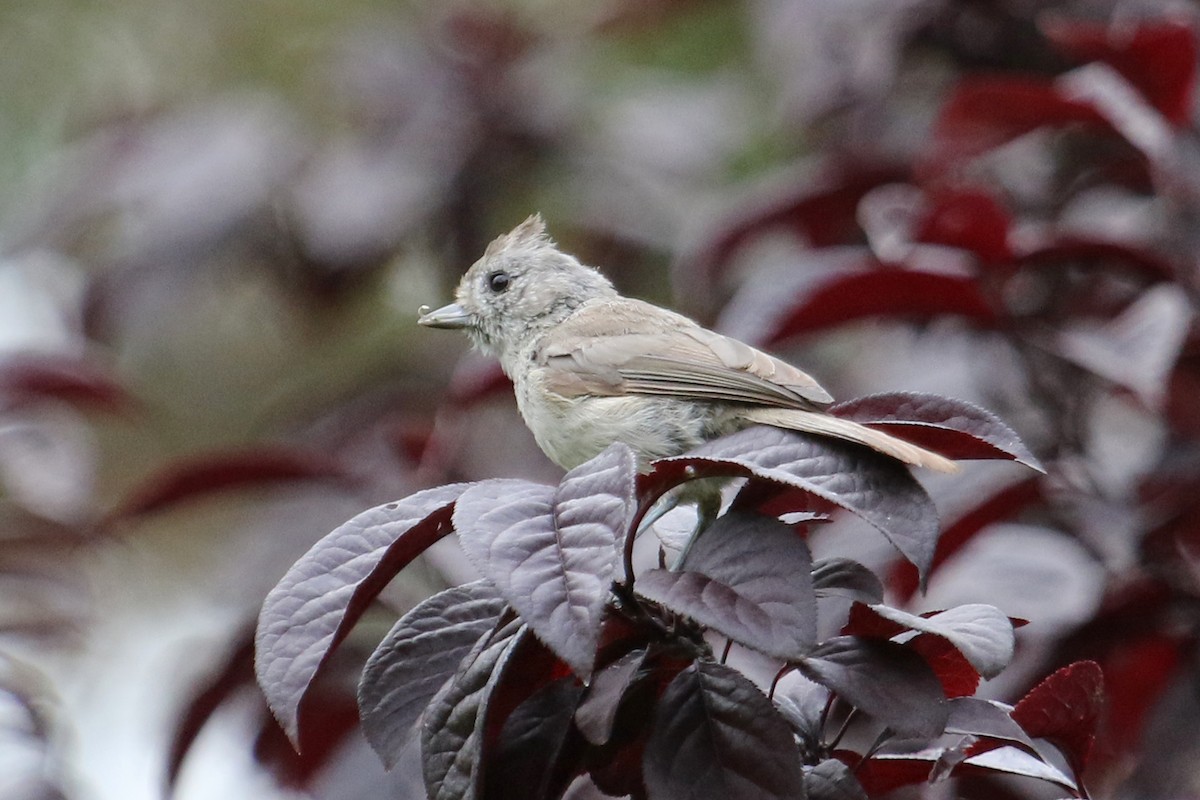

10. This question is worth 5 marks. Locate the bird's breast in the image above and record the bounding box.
[515,368,709,470]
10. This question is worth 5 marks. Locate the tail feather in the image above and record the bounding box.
[741,408,959,473]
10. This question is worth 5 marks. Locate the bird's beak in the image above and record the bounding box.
[417,302,473,329]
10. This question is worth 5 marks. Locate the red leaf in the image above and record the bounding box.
[1011,660,1106,779]
[924,77,1107,176]
[764,268,998,344]
[915,187,1012,265]
[108,446,351,521]
[1043,17,1198,126]
[852,753,933,794]
[1165,352,1200,437]
[842,602,907,639]
[1097,634,1183,757]
[0,353,133,414]
[909,633,980,699]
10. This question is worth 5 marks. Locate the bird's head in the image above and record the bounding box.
[418,214,616,359]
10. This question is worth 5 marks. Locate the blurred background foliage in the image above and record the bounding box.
[1,0,1199,798]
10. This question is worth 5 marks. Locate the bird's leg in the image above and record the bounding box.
[667,480,724,569]
[634,493,681,538]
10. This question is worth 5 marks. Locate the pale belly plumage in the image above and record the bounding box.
[515,369,710,470]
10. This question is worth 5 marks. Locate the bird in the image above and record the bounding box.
[418,214,956,474]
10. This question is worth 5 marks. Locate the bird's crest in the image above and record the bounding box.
[486,213,552,257]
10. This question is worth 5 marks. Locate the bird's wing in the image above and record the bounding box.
[537,299,833,408]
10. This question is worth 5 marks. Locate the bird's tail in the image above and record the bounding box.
[740,408,959,473]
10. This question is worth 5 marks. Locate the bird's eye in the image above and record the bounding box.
[486,271,511,293]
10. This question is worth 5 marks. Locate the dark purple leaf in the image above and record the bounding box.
[0,352,133,414]
[812,558,883,604]
[946,698,1037,754]
[798,637,947,738]
[662,427,940,580]
[1011,660,1105,780]
[0,660,68,800]
[109,446,353,522]
[422,619,525,800]
[575,649,647,746]
[857,184,923,264]
[764,269,998,343]
[772,671,830,753]
[930,738,972,782]
[860,604,1015,679]
[858,746,1076,794]
[830,393,1042,470]
[453,444,637,677]
[1056,63,1175,168]
[960,747,1077,790]
[563,774,628,800]
[1014,237,1175,281]
[890,476,1044,601]
[673,164,904,314]
[644,661,805,800]
[177,633,366,791]
[715,249,880,348]
[358,580,506,767]
[636,512,816,660]
[168,632,256,789]
[255,484,468,745]
[484,677,585,800]
[842,604,998,696]
[804,758,866,800]
[1054,283,1192,407]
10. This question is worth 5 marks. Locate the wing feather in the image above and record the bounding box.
[537,299,833,408]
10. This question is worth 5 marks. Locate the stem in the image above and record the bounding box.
[826,706,858,752]
[720,638,733,664]
[768,666,793,700]
[622,479,689,589]
[854,728,894,769]
[817,692,836,738]
[620,497,657,591]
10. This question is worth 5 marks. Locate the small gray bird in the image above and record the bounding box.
[418,215,956,474]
